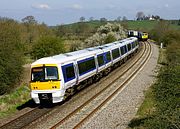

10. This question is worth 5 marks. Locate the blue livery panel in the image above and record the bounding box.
[62,63,76,83]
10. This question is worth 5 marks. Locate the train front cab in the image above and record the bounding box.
[142,32,148,41]
[30,64,64,104]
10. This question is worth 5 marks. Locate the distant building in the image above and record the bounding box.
[149,17,155,20]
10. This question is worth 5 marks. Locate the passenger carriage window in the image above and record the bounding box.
[112,48,120,59]
[105,51,111,63]
[97,54,104,67]
[127,44,132,51]
[124,46,128,53]
[120,47,125,55]
[132,42,135,48]
[62,63,75,82]
[78,57,96,76]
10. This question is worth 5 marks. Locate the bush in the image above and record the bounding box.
[0,20,24,95]
[32,36,65,59]
[104,33,116,43]
[149,20,180,47]
[129,41,180,129]
[83,23,126,48]
[166,41,180,66]
[129,25,180,129]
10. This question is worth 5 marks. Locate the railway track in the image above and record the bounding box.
[0,41,150,129]
[48,41,151,129]
[0,105,56,129]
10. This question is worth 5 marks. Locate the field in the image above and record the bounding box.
[126,20,158,31]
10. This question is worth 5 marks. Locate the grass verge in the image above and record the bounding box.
[128,40,180,128]
[0,85,30,118]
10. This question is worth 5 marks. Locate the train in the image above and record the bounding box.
[128,30,148,41]
[30,37,139,104]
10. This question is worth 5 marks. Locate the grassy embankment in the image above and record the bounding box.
[128,24,180,128]
[0,86,30,118]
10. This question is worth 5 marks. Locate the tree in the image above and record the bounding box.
[150,20,170,46]
[136,12,145,20]
[79,16,85,22]
[21,16,38,44]
[116,16,121,22]
[178,19,180,26]
[69,40,83,51]
[100,17,107,22]
[104,33,116,43]
[32,36,65,59]
[0,17,14,22]
[22,15,37,24]
[89,17,94,21]
[0,20,24,94]
[56,25,69,37]
[122,16,128,21]
[154,15,160,20]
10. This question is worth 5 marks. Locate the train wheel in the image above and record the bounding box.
[94,74,100,82]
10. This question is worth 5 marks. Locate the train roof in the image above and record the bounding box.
[31,37,137,66]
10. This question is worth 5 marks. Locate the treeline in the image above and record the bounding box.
[170,19,180,26]
[0,16,65,95]
[136,11,161,21]
[54,20,107,40]
[129,21,180,128]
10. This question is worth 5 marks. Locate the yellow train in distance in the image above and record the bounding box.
[128,30,148,41]
[140,32,148,41]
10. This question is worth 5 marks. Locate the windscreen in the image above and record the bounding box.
[31,66,59,82]
[45,67,58,80]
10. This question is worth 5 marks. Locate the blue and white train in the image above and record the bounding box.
[30,37,139,104]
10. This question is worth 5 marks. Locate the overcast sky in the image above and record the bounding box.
[0,0,179,25]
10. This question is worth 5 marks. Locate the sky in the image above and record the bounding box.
[0,0,179,25]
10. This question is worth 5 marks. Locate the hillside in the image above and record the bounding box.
[53,20,180,52]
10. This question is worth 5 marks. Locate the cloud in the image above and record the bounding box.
[165,4,169,8]
[32,4,51,10]
[70,4,83,10]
